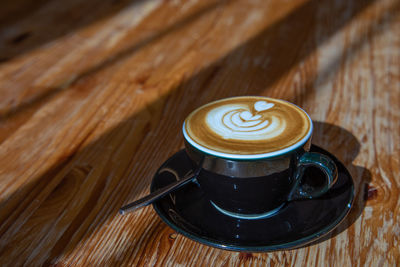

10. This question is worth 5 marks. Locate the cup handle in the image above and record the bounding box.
[288,152,338,201]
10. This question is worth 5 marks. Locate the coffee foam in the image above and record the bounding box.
[184,96,312,158]
[205,102,285,141]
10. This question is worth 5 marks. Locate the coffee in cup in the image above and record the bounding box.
[184,96,311,157]
[183,96,337,219]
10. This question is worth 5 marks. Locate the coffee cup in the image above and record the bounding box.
[182,96,337,219]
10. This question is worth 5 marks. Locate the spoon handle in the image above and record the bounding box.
[119,171,198,215]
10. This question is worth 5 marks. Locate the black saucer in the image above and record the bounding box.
[150,145,354,252]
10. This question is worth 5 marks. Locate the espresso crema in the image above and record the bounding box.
[183,96,311,156]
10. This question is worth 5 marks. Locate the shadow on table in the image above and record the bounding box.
[0,0,153,61]
[0,0,222,119]
[0,0,390,264]
[300,121,372,247]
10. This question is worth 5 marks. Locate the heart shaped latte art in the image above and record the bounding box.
[205,101,284,141]
[254,101,274,112]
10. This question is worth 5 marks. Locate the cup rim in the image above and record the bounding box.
[182,97,313,160]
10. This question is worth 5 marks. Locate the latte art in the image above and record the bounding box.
[184,96,312,156]
[206,101,286,141]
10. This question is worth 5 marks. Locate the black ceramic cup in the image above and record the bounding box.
[182,98,338,220]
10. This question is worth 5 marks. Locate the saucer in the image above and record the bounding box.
[150,145,354,252]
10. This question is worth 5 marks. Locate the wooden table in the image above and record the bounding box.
[0,0,398,265]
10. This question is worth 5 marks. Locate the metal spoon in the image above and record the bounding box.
[119,168,200,215]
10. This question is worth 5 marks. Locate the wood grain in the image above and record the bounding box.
[0,0,399,265]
